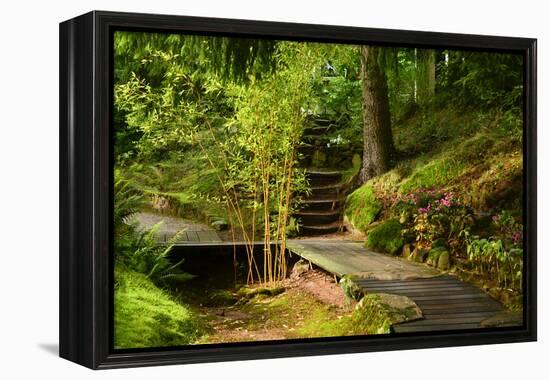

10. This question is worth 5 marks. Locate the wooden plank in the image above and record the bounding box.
[358,280,470,287]
[422,311,497,319]
[185,231,199,242]
[394,323,482,333]
[417,302,501,311]
[359,282,469,289]
[398,316,490,326]
[357,276,453,282]
[408,294,489,301]
[197,230,222,242]
[363,287,475,295]
[415,299,500,307]
[179,231,189,241]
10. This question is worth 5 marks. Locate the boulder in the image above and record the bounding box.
[210,219,228,231]
[401,243,412,258]
[339,276,363,301]
[480,311,523,328]
[426,246,450,270]
[290,259,310,279]
[437,250,450,270]
[410,246,429,263]
[237,286,285,299]
[356,293,423,325]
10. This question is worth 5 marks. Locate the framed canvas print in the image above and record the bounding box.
[59,11,537,369]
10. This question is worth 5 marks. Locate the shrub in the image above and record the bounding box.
[461,231,523,291]
[114,266,204,349]
[345,185,382,232]
[366,218,405,255]
[394,189,474,251]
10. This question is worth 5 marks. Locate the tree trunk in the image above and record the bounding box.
[417,49,436,102]
[359,46,394,184]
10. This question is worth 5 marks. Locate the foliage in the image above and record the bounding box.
[438,50,523,109]
[114,266,204,349]
[461,229,523,291]
[114,171,142,229]
[344,184,382,232]
[118,223,196,285]
[394,188,474,251]
[366,218,405,255]
[215,42,326,285]
[114,172,195,285]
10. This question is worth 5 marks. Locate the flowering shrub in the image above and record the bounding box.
[492,210,523,248]
[393,188,474,250]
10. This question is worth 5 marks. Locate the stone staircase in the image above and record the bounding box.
[294,117,356,236]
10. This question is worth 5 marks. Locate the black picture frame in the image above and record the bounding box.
[59,10,537,369]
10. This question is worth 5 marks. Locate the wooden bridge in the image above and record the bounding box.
[286,239,515,333]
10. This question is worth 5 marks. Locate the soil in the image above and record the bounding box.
[193,268,353,344]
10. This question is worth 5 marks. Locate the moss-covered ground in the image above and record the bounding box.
[114,266,205,349]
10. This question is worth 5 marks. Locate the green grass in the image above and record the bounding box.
[345,185,382,232]
[114,266,205,349]
[366,218,405,255]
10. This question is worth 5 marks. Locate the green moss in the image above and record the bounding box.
[366,218,405,255]
[399,157,465,193]
[237,286,285,299]
[345,184,382,232]
[296,294,391,337]
[114,266,205,349]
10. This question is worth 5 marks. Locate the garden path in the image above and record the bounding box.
[130,212,222,243]
[286,239,514,333]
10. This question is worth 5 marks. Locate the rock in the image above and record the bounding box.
[290,259,310,279]
[480,311,523,328]
[339,276,363,301]
[437,250,450,270]
[424,246,450,270]
[401,243,412,258]
[410,246,429,263]
[356,293,423,325]
[426,247,442,266]
[210,219,228,231]
[488,287,501,300]
[237,286,285,299]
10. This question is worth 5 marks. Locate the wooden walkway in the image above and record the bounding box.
[286,239,507,333]
[131,212,222,244]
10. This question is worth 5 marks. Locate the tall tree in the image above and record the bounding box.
[416,49,436,103]
[359,46,395,183]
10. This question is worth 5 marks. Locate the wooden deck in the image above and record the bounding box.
[287,239,509,333]
[160,230,222,244]
[355,277,503,333]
